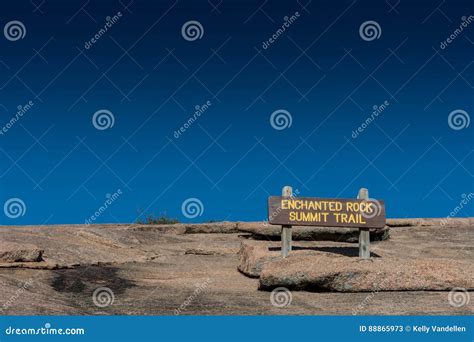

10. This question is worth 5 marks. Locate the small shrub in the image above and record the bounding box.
[137,214,179,225]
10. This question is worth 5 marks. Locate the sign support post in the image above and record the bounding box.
[281,185,292,258]
[358,188,370,259]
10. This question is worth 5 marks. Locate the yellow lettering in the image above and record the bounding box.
[348,213,356,223]
[364,202,374,214]
[321,212,329,222]
[341,214,348,223]
[289,211,296,221]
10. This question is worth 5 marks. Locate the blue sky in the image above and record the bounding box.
[0,0,473,224]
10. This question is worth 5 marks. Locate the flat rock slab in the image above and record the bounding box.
[237,222,389,242]
[0,241,43,262]
[0,221,472,315]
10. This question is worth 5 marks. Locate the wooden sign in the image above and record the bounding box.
[268,196,386,228]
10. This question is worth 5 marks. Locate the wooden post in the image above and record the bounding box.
[281,186,293,258]
[358,188,370,259]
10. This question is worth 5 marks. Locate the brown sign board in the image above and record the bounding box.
[268,196,386,229]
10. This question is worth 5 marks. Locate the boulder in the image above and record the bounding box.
[259,254,474,292]
[237,240,360,277]
[182,222,239,234]
[386,217,473,227]
[0,241,43,262]
[238,241,279,277]
[132,222,239,234]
